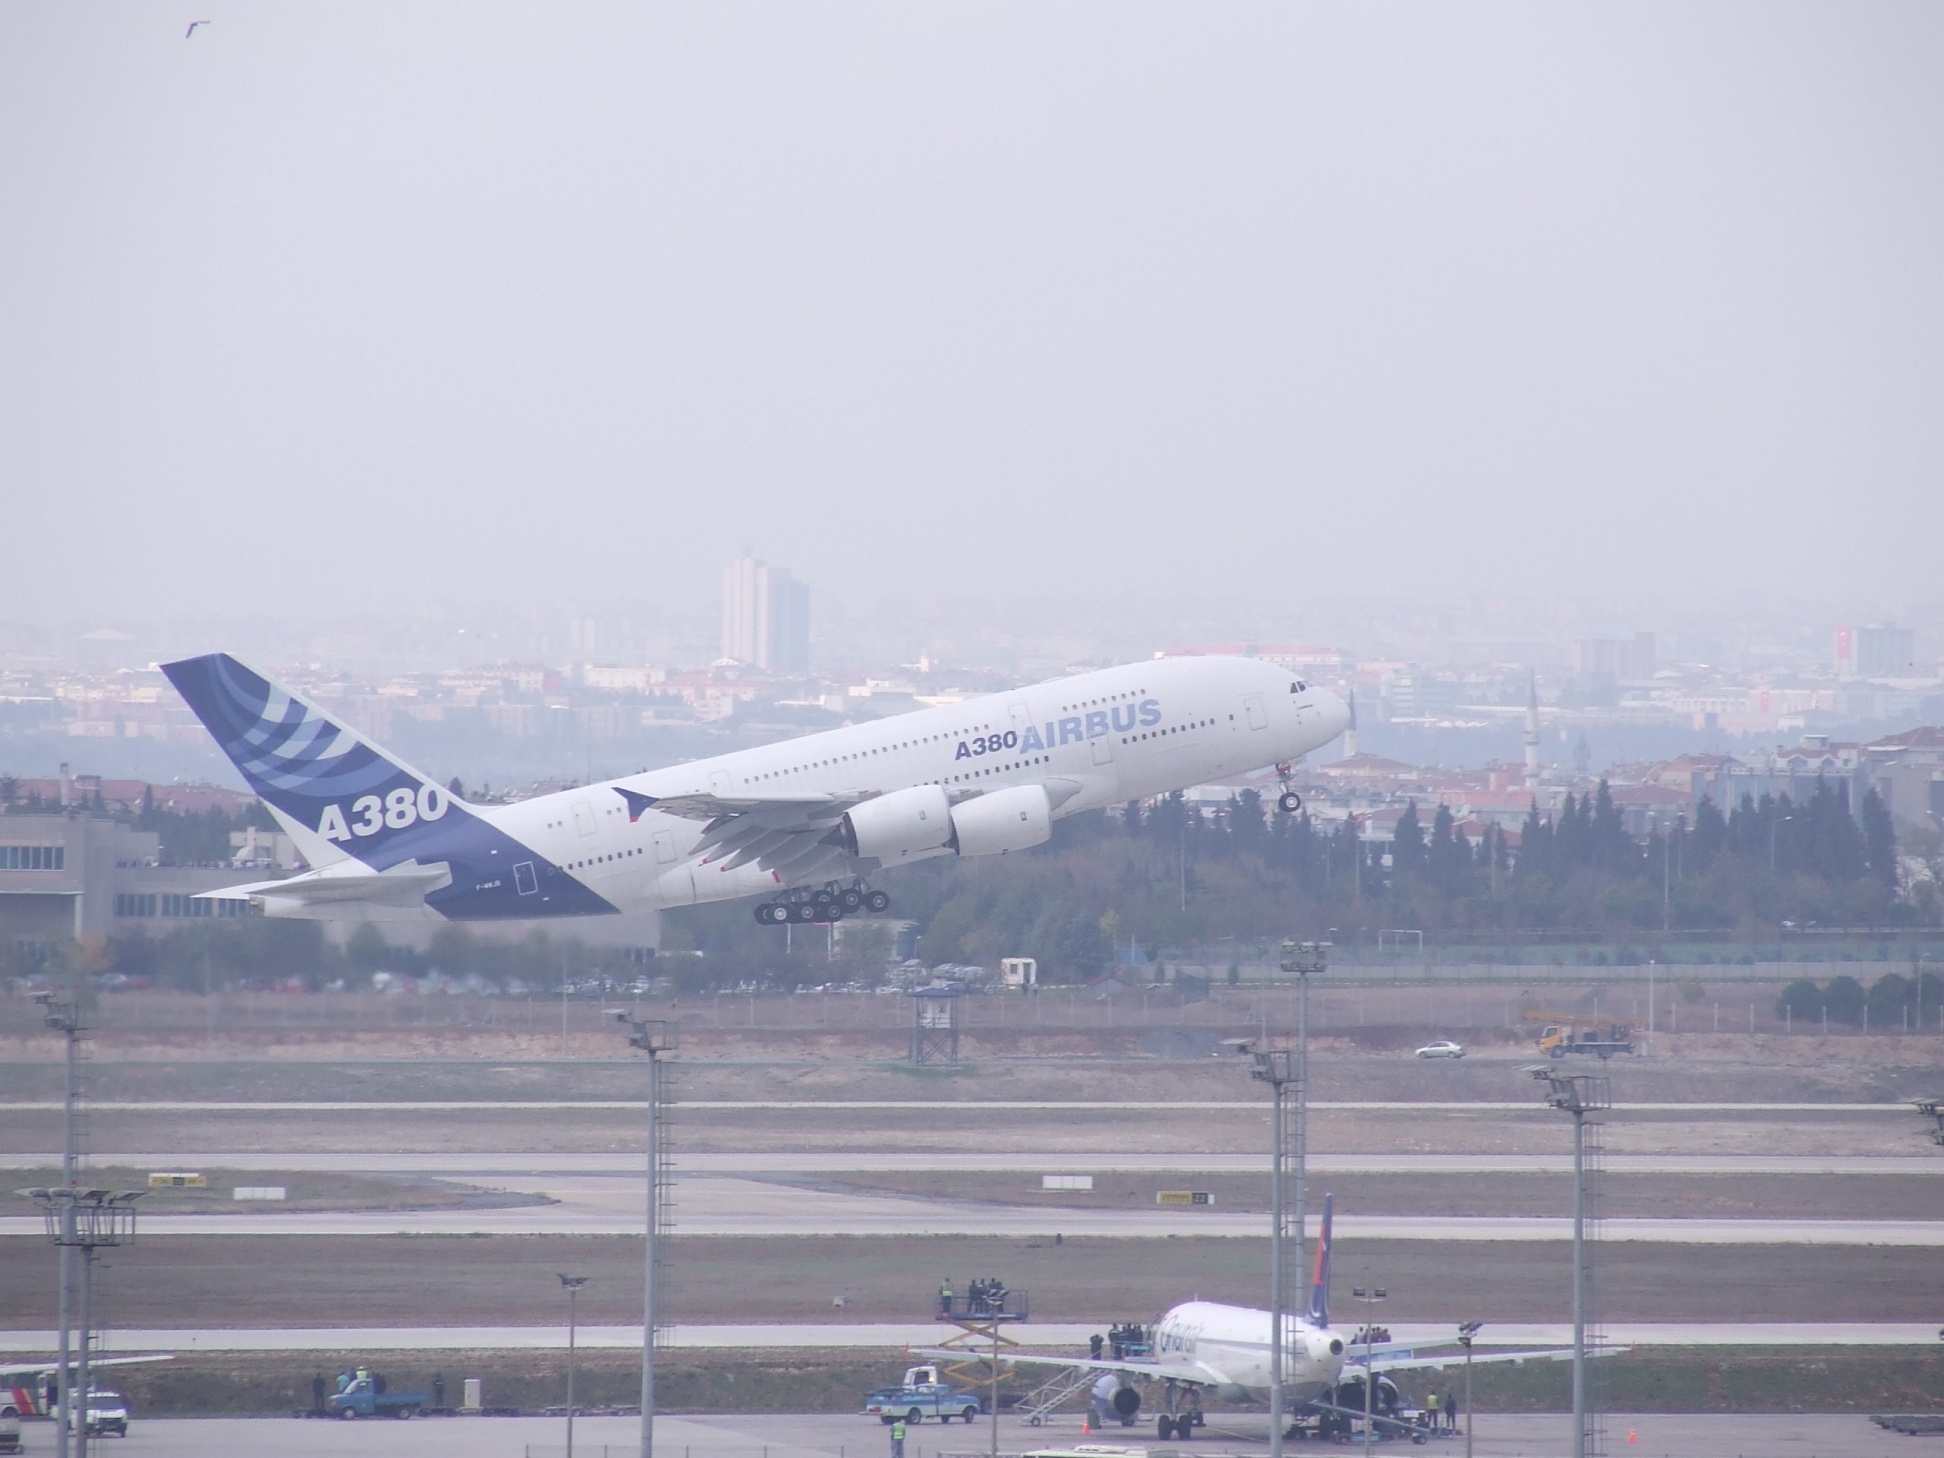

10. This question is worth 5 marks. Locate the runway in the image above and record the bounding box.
[3,1322,1937,1352]
[1,1175,1938,1242]
[4,1151,1936,1176]
[0,1098,1915,1112]
[40,1412,1943,1458]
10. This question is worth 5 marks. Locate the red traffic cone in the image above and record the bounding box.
[1082,1413,1092,1435]
[1627,1427,1638,1444]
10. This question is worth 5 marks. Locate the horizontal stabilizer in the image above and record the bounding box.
[195,862,451,908]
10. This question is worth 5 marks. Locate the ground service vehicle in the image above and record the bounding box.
[1525,1012,1637,1059]
[0,1417,19,1454]
[863,1377,982,1425]
[87,1389,129,1438]
[328,1375,428,1419]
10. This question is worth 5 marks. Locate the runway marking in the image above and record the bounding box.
[2,1152,1936,1175]
[1,1178,1936,1244]
[0,1099,1914,1112]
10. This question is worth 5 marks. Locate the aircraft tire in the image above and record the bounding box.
[1157,1417,1174,1440]
[866,890,891,913]
[841,887,864,911]
[789,902,818,925]
[1278,790,1302,813]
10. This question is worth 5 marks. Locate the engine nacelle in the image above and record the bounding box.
[949,784,1053,858]
[839,784,956,862]
[1092,1372,1141,1418]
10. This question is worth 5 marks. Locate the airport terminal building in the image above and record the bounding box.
[0,812,264,946]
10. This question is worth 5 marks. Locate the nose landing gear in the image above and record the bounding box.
[1274,761,1302,814]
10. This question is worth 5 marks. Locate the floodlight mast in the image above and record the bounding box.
[558,1274,587,1458]
[617,1014,678,1458]
[1251,1046,1295,1458]
[1253,940,1327,1458]
[1532,1068,1610,1458]
[1457,1321,1483,1458]
[33,988,83,1458]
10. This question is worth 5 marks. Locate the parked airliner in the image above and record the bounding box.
[920,1194,1347,1439]
[161,652,1348,923]
[934,1195,1569,1442]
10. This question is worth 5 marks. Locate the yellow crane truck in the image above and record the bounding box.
[1524,1010,1638,1059]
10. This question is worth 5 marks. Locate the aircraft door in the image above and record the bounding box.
[1008,702,1032,736]
[653,830,678,865]
[710,770,733,796]
[1092,736,1113,766]
[572,800,597,837]
[1244,693,1269,731]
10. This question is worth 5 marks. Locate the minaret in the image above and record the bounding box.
[1523,672,1541,790]
[1342,686,1359,758]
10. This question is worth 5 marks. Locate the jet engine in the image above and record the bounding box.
[949,784,1053,857]
[1091,1371,1142,1421]
[838,784,955,862]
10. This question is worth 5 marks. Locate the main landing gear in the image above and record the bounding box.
[1157,1383,1204,1441]
[1274,761,1303,814]
[751,880,891,926]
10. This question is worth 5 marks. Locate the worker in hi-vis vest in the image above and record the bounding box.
[890,1417,907,1458]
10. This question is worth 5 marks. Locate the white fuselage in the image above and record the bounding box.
[1152,1300,1347,1401]
[483,655,1348,912]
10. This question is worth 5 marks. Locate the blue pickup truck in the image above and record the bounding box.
[328,1374,429,1420]
[864,1366,982,1425]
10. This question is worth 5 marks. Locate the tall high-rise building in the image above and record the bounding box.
[1833,625,1915,680]
[722,552,810,672]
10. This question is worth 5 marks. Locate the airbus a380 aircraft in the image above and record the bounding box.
[161,652,1349,924]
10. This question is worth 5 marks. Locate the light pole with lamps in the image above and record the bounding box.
[1532,1067,1609,1458]
[616,1013,678,1458]
[558,1274,587,1458]
[1251,1046,1294,1458]
[1457,1321,1482,1458]
[1253,940,1327,1458]
[1350,1285,1386,1457]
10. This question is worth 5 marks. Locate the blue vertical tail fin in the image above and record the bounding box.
[1307,1191,1333,1326]
[161,653,460,869]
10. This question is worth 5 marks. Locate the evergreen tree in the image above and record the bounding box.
[1860,789,1897,890]
[1690,797,1727,869]
[1515,800,1550,882]
[1591,781,1631,873]
[1393,801,1426,880]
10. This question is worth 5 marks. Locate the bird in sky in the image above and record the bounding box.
[185,19,209,38]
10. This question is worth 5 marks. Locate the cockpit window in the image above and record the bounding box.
[1291,680,1308,693]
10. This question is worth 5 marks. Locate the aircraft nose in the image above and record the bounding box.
[1312,688,1351,742]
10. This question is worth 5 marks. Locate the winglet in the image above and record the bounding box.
[616,789,657,823]
[1308,1191,1333,1326]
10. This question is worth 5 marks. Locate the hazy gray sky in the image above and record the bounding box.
[4,4,1940,622]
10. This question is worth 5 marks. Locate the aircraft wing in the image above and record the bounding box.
[0,1354,174,1379]
[1350,1346,1581,1373]
[907,1347,1231,1389]
[192,861,452,908]
[621,788,848,822]
[616,787,877,881]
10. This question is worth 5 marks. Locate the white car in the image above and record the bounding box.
[1414,1040,1465,1059]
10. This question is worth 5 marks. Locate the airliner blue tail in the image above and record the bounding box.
[161,653,455,857]
[1308,1191,1333,1326]
[162,653,617,919]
